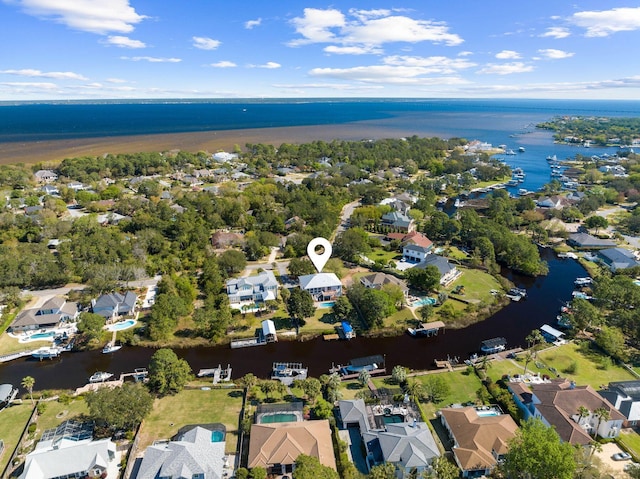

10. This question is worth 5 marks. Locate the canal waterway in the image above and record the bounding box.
[0,249,587,391]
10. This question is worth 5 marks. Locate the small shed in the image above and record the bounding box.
[341,321,356,340]
[261,319,277,343]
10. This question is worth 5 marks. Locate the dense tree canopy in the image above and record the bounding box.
[147,348,193,396]
[85,383,153,431]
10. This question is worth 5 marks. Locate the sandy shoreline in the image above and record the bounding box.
[0,120,429,165]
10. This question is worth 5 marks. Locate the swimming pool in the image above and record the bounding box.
[29,331,56,340]
[319,301,335,308]
[260,413,298,424]
[476,409,501,417]
[412,297,436,307]
[211,430,225,442]
[383,414,405,424]
[107,319,136,331]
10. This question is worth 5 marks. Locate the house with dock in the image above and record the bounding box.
[299,273,342,301]
[9,296,78,333]
[226,270,278,311]
[91,291,138,321]
[360,272,409,298]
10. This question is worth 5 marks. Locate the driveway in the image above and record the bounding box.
[594,441,633,478]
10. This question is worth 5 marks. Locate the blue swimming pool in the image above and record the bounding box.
[211,430,225,442]
[108,319,136,331]
[412,297,436,307]
[30,331,56,340]
[319,301,335,308]
[476,409,501,417]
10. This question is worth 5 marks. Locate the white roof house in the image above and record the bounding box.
[20,438,118,479]
[136,426,227,479]
[299,273,343,301]
[226,270,278,310]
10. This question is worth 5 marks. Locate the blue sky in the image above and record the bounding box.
[2,1,640,100]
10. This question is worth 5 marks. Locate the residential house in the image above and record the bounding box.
[381,211,415,233]
[0,383,17,410]
[599,381,640,427]
[20,421,119,479]
[247,420,336,474]
[597,247,640,272]
[285,216,306,230]
[403,244,431,263]
[34,169,58,183]
[380,198,411,215]
[299,273,343,301]
[508,378,625,445]
[91,291,138,321]
[211,231,245,249]
[567,233,616,249]
[439,406,518,478]
[10,297,78,332]
[41,184,59,196]
[212,151,238,163]
[360,273,409,297]
[401,231,433,250]
[96,212,130,225]
[338,400,440,478]
[536,195,572,209]
[136,425,227,479]
[226,270,279,310]
[415,255,460,286]
[599,165,627,176]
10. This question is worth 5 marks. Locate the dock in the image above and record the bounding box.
[197,364,232,384]
[271,362,307,386]
[230,337,264,349]
[407,320,445,337]
[323,333,339,341]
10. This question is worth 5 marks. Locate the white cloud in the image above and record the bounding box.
[121,56,181,63]
[540,27,570,39]
[324,45,382,55]
[0,68,87,80]
[289,8,345,45]
[570,7,640,37]
[106,35,145,48]
[192,36,221,50]
[537,49,574,59]
[495,50,521,59]
[309,64,467,85]
[106,78,127,83]
[245,18,261,29]
[1,81,58,89]
[477,62,534,75]
[458,51,473,57]
[258,62,281,69]
[211,61,237,68]
[274,82,384,91]
[383,55,476,73]
[11,0,146,34]
[289,8,463,49]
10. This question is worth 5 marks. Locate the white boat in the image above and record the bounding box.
[574,277,592,286]
[506,149,516,155]
[480,337,507,354]
[518,146,526,152]
[102,342,122,354]
[31,347,61,360]
[89,371,114,383]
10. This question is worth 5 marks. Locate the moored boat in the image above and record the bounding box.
[31,347,61,360]
[89,371,114,383]
[480,337,507,354]
[518,146,526,152]
[102,342,122,354]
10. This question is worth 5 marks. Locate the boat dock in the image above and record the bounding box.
[230,337,264,349]
[271,362,308,386]
[197,364,232,384]
[407,320,445,337]
[330,354,386,380]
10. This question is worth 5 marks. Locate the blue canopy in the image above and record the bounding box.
[341,321,353,333]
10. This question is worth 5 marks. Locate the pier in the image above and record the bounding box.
[407,320,445,337]
[197,364,232,384]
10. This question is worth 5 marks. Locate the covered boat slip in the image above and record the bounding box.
[540,324,566,344]
[407,320,445,337]
[480,337,507,353]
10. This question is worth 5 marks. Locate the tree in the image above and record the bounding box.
[523,351,533,376]
[418,304,433,323]
[358,369,371,388]
[332,295,354,322]
[288,258,316,278]
[592,406,610,438]
[312,398,334,419]
[501,418,576,479]
[21,376,35,405]
[423,375,451,403]
[217,249,247,276]
[295,378,322,404]
[525,329,545,351]
[405,266,440,292]
[250,466,267,479]
[292,454,339,479]
[287,287,315,327]
[404,379,424,402]
[76,312,106,343]
[85,382,153,431]
[334,227,371,262]
[391,365,408,385]
[241,373,258,391]
[584,215,608,234]
[147,348,193,396]
[570,297,603,334]
[426,456,460,479]
[577,405,590,427]
[595,325,628,361]
[368,463,396,479]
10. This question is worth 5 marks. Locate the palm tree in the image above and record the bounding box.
[358,369,371,388]
[405,379,424,403]
[576,405,590,426]
[593,407,610,438]
[523,351,533,376]
[21,376,35,405]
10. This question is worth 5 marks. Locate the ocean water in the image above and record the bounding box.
[1,98,640,191]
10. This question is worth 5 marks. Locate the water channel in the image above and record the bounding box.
[0,249,587,391]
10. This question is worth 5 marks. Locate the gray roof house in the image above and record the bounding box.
[338,399,440,478]
[10,297,78,332]
[20,437,118,479]
[136,425,227,479]
[567,233,616,249]
[91,291,138,320]
[597,247,640,272]
[415,255,460,286]
[226,270,278,310]
[360,273,409,297]
[599,381,640,427]
[381,211,416,233]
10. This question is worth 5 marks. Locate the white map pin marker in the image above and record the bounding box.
[307,237,332,273]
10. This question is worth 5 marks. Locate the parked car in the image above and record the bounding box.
[612,452,632,461]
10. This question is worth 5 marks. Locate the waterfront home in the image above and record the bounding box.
[401,231,433,250]
[381,211,415,233]
[402,244,431,263]
[536,195,572,209]
[91,291,138,321]
[338,399,440,477]
[34,169,58,183]
[247,420,336,474]
[136,424,227,479]
[567,233,616,249]
[212,151,239,163]
[10,296,78,333]
[226,270,278,311]
[299,273,342,301]
[508,378,624,445]
[599,381,640,427]
[439,406,517,478]
[414,255,460,286]
[596,247,640,272]
[360,272,409,297]
[20,421,119,479]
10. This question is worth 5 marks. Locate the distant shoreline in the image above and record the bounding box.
[0,120,432,166]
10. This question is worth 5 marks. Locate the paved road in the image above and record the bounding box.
[332,199,361,241]
[595,206,640,249]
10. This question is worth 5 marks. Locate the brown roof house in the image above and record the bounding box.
[508,378,625,445]
[211,231,245,249]
[247,420,336,475]
[439,406,518,478]
[360,273,409,297]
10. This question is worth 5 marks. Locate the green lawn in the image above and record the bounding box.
[34,397,89,440]
[618,429,640,461]
[414,370,485,419]
[0,402,33,474]
[138,386,244,454]
[365,249,402,264]
[445,267,503,304]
